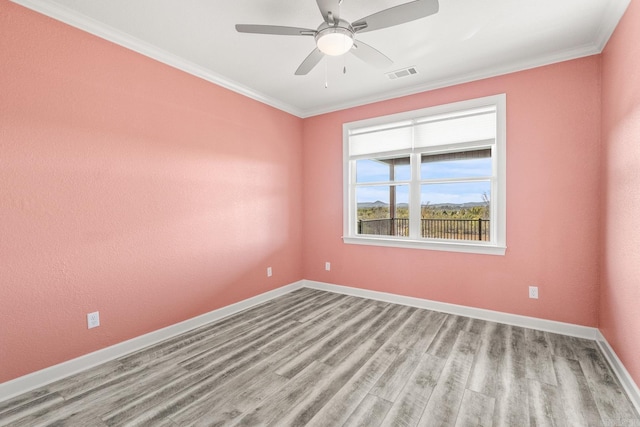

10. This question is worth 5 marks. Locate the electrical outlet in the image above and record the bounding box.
[325,262,331,271]
[87,311,100,329]
[529,286,539,299]
[267,267,272,277]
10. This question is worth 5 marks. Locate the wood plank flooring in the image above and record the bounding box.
[1,288,638,426]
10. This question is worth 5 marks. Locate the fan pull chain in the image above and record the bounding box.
[325,59,329,88]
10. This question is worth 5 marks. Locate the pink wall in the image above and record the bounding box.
[600,0,640,389]
[0,1,303,383]
[303,57,602,327]
[4,0,636,390]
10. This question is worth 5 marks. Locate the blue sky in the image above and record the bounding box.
[356,158,491,205]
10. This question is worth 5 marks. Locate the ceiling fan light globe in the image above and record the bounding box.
[316,29,354,56]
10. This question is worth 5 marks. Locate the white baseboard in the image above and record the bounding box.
[0,281,304,403]
[305,280,640,413]
[596,331,640,414]
[304,280,598,339]
[3,278,638,416]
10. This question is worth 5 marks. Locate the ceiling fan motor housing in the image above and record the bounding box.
[236,0,440,74]
[315,20,354,56]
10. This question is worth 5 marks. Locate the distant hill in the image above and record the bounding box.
[357,200,390,208]
[357,201,486,209]
[425,202,487,209]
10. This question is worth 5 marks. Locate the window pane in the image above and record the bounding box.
[394,160,411,181]
[357,185,409,236]
[421,149,492,180]
[356,157,410,183]
[421,182,491,241]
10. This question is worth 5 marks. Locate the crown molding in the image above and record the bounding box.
[300,42,602,117]
[9,0,305,118]
[10,0,630,119]
[593,0,632,51]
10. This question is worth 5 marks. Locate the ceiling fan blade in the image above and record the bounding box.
[352,0,439,34]
[350,41,393,68]
[295,48,325,75]
[235,24,315,36]
[316,0,341,24]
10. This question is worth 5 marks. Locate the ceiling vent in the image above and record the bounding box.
[386,67,418,80]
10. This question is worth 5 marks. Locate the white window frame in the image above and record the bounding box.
[343,94,506,255]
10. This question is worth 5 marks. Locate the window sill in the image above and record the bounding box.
[342,236,506,256]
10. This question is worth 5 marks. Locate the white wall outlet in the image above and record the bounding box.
[267,267,272,277]
[529,286,539,299]
[87,311,100,329]
[325,262,331,271]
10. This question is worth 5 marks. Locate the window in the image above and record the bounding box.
[343,94,506,255]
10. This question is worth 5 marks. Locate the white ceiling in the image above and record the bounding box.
[12,0,630,117]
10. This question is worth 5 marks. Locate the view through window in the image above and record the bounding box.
[343,95,506,255]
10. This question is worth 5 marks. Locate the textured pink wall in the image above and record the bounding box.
[0,1,303,383]
[303,57,602,327]
[3,0,632,389]
[600,0,640,389]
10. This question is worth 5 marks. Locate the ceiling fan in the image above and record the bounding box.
[236,0,439,75]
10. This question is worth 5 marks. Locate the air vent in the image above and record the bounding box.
[386,66,418,80]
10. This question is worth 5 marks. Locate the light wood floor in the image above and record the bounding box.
[1,288,638,426]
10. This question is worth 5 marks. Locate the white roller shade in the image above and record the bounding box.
[348,108,496,157]
[349,123,412,156]
[414,111,496,148]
